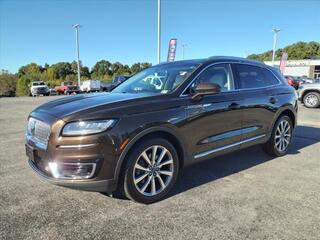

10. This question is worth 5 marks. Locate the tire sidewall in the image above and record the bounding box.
[123,138,179,204]
[269,116,293,157]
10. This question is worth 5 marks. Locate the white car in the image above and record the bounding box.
[30,81,50,97]
[80,80,101,93]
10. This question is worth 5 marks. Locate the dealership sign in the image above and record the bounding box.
[167,38,177,62]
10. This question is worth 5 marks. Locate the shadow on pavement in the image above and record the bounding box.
[169,125,320,198]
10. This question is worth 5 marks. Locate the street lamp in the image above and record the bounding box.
[157,0,161,64]
[73,24,81,86]
[182,43,188,60]
[272,28,281,66]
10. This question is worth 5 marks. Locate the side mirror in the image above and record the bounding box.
[192,83,221,100]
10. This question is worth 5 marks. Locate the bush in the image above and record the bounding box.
[0,73,18,97]
[16,76,31,96]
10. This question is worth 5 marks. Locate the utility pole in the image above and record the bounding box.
[272,28,281,66]
[157,0,161,64]
[182,43,187,60]
[73,24,81,86]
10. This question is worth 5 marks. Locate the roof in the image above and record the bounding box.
[156,56,265,67]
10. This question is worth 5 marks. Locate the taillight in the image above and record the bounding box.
[288,79,294,85]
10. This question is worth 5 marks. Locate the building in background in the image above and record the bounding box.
[265,59,320,79]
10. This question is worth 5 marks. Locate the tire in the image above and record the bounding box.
[303,92,320,108]
[121,138,179,204]
[262,115,293,157]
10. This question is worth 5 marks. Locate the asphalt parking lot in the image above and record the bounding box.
[0,96,319,240]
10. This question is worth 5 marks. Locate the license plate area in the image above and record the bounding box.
[26,144,35,162]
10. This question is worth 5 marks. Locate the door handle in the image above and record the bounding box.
[269,97,277,104]
[228,102,240,110]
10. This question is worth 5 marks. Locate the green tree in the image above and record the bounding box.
[51,62,72,79]
[248,41,320,61]
[18,63,43,77]
[91,60,112,79]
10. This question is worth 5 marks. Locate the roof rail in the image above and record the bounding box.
[208,56,264,64]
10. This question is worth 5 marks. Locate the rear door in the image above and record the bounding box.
[232,63,281,142]
[184,63,244,162]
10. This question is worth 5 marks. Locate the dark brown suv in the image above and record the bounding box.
[26,57,297,204]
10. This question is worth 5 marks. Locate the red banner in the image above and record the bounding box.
[280,52,288,73]
[167,39,177,62]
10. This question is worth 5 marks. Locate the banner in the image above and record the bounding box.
[167,38,177,62]
[280,52,288,73]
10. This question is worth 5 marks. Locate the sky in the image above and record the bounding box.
[0,0,319,73]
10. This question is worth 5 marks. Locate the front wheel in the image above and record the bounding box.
[262,115,293,157]
[122,138,179,204]
[303,92,320,108]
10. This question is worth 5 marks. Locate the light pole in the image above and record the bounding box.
[272,28,281,66]
[73,24,81,86]
[157,0,161,64]
[182,43,187,60]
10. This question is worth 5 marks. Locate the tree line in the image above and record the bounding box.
[0,60,151,97]
[247,41,320,61]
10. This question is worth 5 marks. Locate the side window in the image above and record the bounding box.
[260,68,281,86]
[185,64,235,94]
[235,64,279,89]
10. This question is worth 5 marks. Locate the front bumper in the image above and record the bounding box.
[65,89,80,94]
[28,159,116,192]
[26,114,121,193]
[32,89,49,95]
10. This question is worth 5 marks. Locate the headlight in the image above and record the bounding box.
[62,120,116,136]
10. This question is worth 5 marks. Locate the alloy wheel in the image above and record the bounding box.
[305,94,319,107]
[133,145,174,197]
[275,120,291,152]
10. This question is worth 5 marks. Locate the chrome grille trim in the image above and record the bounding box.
[26,118,51,150]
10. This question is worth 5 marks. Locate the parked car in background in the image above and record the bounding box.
[30,81,50,97]
[100,81,112,92]
[297,82,320,108]
[55,82,80,95]
[107,75,131,91]
[26,56,297,203]
[49,89,58,96]
[284,75,299,90]
[80,80,101,92]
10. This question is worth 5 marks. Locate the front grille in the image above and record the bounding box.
[27,118,51,149]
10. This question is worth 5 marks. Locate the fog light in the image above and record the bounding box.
[48,162,96,179]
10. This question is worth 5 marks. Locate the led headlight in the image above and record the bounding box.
[62,120,116,136]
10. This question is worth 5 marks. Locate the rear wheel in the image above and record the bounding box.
[121,138,179,204]
[303,92,320,108]
[262,115,293,157]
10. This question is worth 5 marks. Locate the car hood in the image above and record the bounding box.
[33,92,153,120]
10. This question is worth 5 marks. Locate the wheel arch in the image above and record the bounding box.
[113,126,187,185]
[272,107,297,131]
[301,89,320,101]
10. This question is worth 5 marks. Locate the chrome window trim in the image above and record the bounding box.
[180,61,283,97]
[194,134,266,159]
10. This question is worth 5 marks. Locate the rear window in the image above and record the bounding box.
[235,64,279,89]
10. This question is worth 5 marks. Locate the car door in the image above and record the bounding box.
[232,63,281,143]
[184,63,244,162]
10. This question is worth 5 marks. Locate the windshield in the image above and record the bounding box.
[32,82,45,86]
[112,63,200,95]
